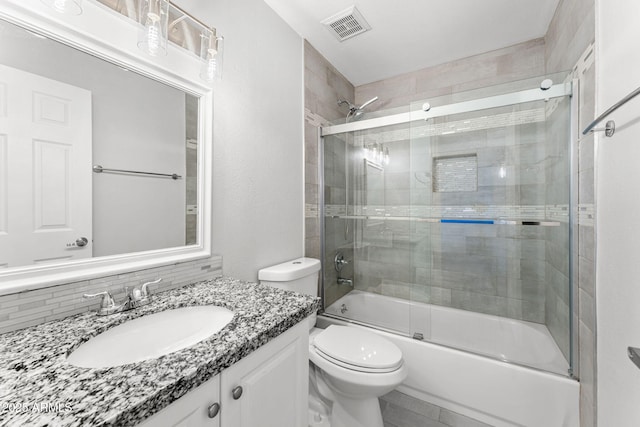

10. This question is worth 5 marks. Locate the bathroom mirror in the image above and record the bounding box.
[0,1,213,292]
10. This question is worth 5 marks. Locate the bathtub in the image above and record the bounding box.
[319,290,579,427]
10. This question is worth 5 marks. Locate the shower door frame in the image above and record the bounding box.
[321,83,572,137]
[318,79,578,377]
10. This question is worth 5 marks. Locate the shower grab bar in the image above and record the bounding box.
[93,165,182,180]
[582,85,640,137]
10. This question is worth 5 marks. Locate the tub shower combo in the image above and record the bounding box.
[317,75,580,427]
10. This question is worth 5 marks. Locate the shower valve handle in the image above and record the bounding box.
[334,252,349,272]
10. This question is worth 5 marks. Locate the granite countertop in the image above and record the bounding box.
[0,277,319,426]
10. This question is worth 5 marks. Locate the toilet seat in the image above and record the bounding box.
[314,347,401,373]
[312,325,403,373]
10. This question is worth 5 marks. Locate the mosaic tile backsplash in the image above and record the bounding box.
[0,256,222,334]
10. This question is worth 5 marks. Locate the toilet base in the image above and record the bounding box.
[330,396,383,427]
[308,408,331,427]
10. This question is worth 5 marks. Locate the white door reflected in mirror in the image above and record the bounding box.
[0,64,92,269]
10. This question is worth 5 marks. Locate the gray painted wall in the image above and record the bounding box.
[176,0,305,282]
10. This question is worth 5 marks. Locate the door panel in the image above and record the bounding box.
[0,64,92,268]
[221,321,308,427]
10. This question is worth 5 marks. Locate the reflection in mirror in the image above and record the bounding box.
[0,18,199,270]
[363,159,385,206]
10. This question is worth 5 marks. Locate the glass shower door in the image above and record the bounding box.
[407,94,572,375]
[320,75,574,376]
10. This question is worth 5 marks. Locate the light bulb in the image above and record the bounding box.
[145,20,161,56]
[137,0,168,57]
[200,30,223,83]
[204,56,217,81]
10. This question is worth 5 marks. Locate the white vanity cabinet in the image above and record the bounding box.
[137,319,309,427]
[137,375,221,427]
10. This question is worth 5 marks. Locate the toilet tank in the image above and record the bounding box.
[258,257,321,296]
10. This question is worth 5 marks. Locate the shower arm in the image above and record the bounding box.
[358,96,379,111]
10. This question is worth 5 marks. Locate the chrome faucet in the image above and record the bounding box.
[82,291,128,316]
[127,278,162,309]
[84,278,162,316]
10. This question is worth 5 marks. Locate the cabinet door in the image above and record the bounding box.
[221,320,308,427]
[137,375,220,427]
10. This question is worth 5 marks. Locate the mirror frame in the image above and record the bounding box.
[0,1,213,294]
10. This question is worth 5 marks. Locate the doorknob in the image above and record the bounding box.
[67,237,88,248]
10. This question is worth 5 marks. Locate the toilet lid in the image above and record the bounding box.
[313,325,403,371]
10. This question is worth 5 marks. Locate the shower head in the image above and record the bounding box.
[339,96,379,122]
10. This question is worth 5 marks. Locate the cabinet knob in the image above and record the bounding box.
[232,386,243,400]
[207,402,220,418]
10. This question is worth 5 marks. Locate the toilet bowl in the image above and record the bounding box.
[309,325,407,427]
[259,258,407,427]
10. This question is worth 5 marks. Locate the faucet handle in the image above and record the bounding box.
[83,291,116,309]
[140,278,162,298]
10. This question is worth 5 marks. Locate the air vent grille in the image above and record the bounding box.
[322,6,371,42]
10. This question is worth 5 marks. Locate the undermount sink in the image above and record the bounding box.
[66,306,234,368]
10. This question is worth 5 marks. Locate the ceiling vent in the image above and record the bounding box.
[321,6,371,42]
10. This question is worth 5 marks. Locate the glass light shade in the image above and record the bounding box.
[138,0,169,57]
[200,28,224,83]
[41,0,83,15]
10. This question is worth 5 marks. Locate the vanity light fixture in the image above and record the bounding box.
[363,143,390,166]
[43,0,225,81]
[200,27,224,83]
[40,0,83,15]
[138,0,170,57]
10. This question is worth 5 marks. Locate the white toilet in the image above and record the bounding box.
[259,257,408,427]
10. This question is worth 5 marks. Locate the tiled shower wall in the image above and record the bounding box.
[355,39,546,110]
[545,0,597,424]
[349,118,555,324]
[303,41,355,306]
[344,40,555,325]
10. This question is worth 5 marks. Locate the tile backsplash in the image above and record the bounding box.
[0,256,222,334]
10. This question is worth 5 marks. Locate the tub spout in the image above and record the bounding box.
[337,278,353,287]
